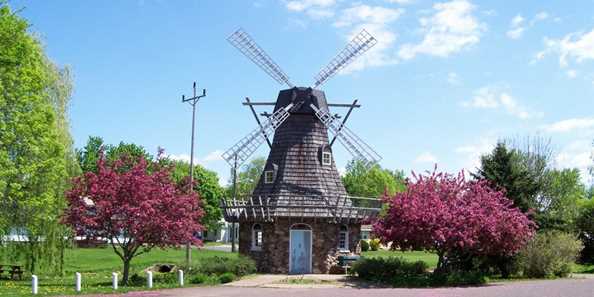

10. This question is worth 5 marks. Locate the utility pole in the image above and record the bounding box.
[230,155,238,253]
[181,81,207,267]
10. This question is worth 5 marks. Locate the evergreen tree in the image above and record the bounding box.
[474,142,541,213]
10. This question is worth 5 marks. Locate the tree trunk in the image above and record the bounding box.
[122,258,131,285]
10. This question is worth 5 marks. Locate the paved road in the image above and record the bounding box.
[83,277,594,297]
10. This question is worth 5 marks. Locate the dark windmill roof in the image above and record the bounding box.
[252,87,351,218]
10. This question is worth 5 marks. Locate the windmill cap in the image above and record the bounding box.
[274,87,328,114]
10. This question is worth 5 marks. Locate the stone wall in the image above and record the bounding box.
[239,218,361,274]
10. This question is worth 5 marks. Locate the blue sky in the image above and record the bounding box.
[12,0,594,185]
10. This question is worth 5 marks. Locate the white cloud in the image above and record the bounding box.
[543,117,594,133]
[414,152,438,163]
[554,139,593,182]
[506,27,525,40]
[462,86,541,120]
[286,0,336,19]
[333,4,404,73]
[506,14,525,39]
[507,11,551,40]
[538,28,594,67]
[398,0,484,60]
[447,72,461,85]
[511,14,524,27]
[533,11,549,23]
[385,0,415,4]
[333,5,403,28]
[286,0,335,11]
[455,137,496,171]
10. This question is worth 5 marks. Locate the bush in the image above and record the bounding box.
[192,256,256,277]
[369,239,381,251]
[360,240,369,252]
[350,256,487,287]
[153,271,178,284]
[218,272,236,283]
[518,231,583,278]
[350,256,427,282]
[430,271,489,286]
[128,273,147,286]
[190,273,209,284]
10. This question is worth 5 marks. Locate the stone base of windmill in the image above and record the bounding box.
[238,218,361,274]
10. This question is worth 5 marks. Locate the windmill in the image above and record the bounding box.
[221,28,383,274]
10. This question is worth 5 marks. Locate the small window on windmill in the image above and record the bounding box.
[252,224,263,251]
[264,170,274,184]
[322,152,332,166]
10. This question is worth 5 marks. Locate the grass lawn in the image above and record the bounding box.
[0,246,235,296]
[362,250,439,269]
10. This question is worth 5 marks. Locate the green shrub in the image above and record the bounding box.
[190,273,208,284]
[360,240,369,252]
[153,271,178,284]
[430,271,489,286]
[191,255,256,277]
[369,239,381,251]
[518,231,583,278]
[218,272,236,283]
[350,256,428,282]
[128,273,147,286]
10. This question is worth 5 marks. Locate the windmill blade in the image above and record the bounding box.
[222,103,294,167]
[227,28,293,87]
[310,104,381,167]
[312,29,377,88]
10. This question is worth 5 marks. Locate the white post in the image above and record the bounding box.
[75,272,81,292]
[178,269,184,286]
[31,275,38,295]
[147,271,153,288]
[112,272,118,290]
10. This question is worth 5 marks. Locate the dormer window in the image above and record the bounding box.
[264,170,274,184]
[322,152,332,166]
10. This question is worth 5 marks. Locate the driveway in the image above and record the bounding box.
[82,275,594,297]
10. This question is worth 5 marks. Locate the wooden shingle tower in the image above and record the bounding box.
[221,29,382,274]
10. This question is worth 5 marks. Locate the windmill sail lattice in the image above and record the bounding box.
[222,103,294,167]
[313,29,377,88]
[310,104,381,167]
[228,29,293,87]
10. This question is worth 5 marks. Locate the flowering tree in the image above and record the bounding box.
[63,155,203,284]
[373,169,535,272]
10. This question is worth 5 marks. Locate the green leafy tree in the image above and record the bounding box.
[76,136,151,173]
[342,160,406,198]
[577,198,594,263]
[169,160,224,232]
[537,169,586,232]
[0,3,72,273]
[227,157,266,198]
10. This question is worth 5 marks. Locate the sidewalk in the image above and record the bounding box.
[225,274,358,288]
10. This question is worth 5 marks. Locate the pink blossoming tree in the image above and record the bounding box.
[373,169,535,272]
[63,154,203,284]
